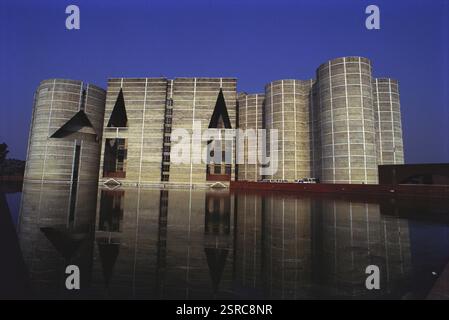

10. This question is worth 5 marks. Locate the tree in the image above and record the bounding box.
[0,143,8,164]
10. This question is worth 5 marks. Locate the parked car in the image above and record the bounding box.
[294,177,319,184]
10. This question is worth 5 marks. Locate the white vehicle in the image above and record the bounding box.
[295,178,319,184]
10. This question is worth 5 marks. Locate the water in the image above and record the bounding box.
[1,181,449,299]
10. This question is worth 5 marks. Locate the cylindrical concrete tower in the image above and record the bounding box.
[24,79,106,183]
[373,78,404,165]
[317,57,378,184]
[237,93,264,181]
[310,81,322,179]
[264,79,312,180]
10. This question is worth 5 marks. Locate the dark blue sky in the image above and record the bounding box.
[0,0,448,162]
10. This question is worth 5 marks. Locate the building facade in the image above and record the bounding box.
[24,57,405,186]
[264,80,313,181]
[24,79,106,184]
[237,93,264,182]
[317,57,378,184]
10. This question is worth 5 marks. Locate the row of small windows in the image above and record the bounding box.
[160,100,174,180]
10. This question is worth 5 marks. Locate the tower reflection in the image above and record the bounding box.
[233,194,412,299]
[17,185,413,299]
[18,182,97,298]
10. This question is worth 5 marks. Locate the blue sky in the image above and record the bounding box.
[0,0,448,162]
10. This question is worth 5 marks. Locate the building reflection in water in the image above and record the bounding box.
[18,182,97,298]
[310,200,410,298]
[18,184,414,299]
[235,195,411,299]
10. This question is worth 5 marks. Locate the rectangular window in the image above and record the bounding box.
[103,138,127,178]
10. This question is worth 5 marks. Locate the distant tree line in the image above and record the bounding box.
[0,143,25,177]
[0,143,8,163]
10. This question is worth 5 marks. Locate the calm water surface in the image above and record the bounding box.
[1,182,449,299]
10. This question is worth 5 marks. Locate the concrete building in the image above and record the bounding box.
[99,78,167,185]
[317,57,378,184]
[24,79,106,183]
[97,77,237,187]
[24,57,405,186]
[264,80,313,181]
[373,78,405,165]
[168,78,237,185]
[237,93,264,182]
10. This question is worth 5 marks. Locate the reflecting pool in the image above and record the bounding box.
[2,182,449,299]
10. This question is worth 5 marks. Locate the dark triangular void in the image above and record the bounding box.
[98,243,120,288]
[40,227,86,261]
[50,110,98,142]
[107,89,128,128]
[208,89,232,129]
[205,248,229,293]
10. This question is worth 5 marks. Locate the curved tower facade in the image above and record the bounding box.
[23,60,404,187]
[264,79,312,180]
[24,79,106,183]
[237,93,264,181]
[317,57,378,184]
[373,78,404,164]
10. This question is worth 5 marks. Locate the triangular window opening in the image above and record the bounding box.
[208,89,231,129]
[50,110,98,142]
[206,89,232,180]
[107,89,128,128]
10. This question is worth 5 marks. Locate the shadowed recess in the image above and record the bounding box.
[50,110,98,142]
